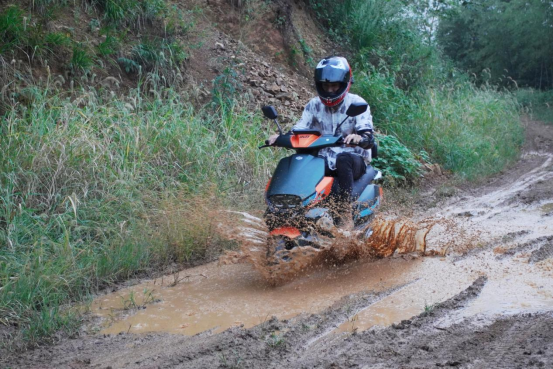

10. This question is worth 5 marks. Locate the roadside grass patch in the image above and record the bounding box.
[0,88,276,348]
[514,88,553,124]
[355,71,523,180]
[266,331,285,348]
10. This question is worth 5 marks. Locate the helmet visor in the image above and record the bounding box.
[314,67,349,83]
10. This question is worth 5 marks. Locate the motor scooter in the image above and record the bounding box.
[259,103,383,259]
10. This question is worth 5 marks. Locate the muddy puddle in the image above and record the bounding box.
[92,255,423,335]
[92,213,447,335]
[91,244,553,337]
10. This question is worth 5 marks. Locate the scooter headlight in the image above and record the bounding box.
[269,194,302,209]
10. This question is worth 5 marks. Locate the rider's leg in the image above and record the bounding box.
[335,153,366,202]
[333,153,366,229]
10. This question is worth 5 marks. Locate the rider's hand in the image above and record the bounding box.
[344,134,362,146]
[268,134,280,145]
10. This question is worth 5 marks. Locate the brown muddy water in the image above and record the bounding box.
[92,214,445,335]
[92,152,553,337]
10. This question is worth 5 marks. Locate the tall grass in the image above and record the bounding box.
[514,88,553,124]
[354,70,523,179]
[0,88,275,347]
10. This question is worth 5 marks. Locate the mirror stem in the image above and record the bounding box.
[334,115,350,136]
[274,119,283,135]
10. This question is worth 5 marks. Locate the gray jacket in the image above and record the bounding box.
[292,93,374,170]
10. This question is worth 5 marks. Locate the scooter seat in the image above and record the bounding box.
[352,166,377,199]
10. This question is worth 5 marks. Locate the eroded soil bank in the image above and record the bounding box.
[3,117,553,368]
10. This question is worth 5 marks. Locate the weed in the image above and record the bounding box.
[212,65,242,107]
[97,33,120,57]
[69,43,95,73]
[274,15,286,27]
[88,18,101,32]
[424,301,434,313]
[514,88,553,124]
[0,5,27,54]
[371,134,422,185]
[299,38,314,67]
[266,331,285,348]
[219,350,243,368]
[120,289,157,310]
[117,57,140,73]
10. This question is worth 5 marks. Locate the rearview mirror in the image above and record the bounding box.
[262,106,278,120]
[345,102,368,117]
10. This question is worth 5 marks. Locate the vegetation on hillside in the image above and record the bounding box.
[0,0,192,108]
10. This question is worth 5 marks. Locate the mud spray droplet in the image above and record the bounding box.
[218,212,443,284]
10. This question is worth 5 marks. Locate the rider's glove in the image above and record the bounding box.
[357,131,375,149]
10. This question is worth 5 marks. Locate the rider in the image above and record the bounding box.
[268,56,375,228]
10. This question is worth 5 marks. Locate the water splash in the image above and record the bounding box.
[218,212,442,284]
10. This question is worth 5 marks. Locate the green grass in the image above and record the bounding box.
[0,87,276,348]
[354,69,523,181]
[514,88,553,124]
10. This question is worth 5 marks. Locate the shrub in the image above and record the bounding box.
[372,134,423,185]
[69,43,95,73]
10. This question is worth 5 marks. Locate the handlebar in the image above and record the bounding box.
[258,131,373,150]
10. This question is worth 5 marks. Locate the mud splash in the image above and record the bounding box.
[218,212,446,284]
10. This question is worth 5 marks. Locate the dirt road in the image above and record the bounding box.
[5,117,553,368]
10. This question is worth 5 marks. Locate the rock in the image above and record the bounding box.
[275,92,292,101]
[265,83,281,95]
[424,163,443,176]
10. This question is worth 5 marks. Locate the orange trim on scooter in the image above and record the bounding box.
[290,134,319,148]
[314,176,334,203]
[270,227,301,239]
[265,178,272,192]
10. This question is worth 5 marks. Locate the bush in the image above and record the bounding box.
[372,134,423,185]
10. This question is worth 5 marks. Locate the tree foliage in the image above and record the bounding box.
[437,0,553,89]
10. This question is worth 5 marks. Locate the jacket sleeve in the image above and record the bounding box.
[354,104,373,132]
